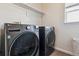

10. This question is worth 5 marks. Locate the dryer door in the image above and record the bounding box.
[46,30,55,55]
[9,31,38,56]
[47,30,55,47]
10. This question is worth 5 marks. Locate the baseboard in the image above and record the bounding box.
[54,47,73,55]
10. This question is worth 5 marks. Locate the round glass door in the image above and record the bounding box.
[9,31,38,56]
[47,31,55,47]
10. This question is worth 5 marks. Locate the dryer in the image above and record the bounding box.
[39,26,55,56]
[1,23,39,56]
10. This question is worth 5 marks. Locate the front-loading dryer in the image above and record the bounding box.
[1,23,39,56]
[39,26,55,56]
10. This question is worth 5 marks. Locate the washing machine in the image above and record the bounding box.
[39,26,55,56]
[1,23,39,56]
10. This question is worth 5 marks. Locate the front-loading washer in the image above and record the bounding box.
[1,23,39,56]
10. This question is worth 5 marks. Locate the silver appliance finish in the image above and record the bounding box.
[39,26,55,56]
[45,26,55,55]
[3,23,39,56]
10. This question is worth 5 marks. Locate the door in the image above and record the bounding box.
[9,31,38,56]
[46,30,55,55]
[47,30,55,47]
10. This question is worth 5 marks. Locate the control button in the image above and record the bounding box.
[8,35,11,39]
[27,26,31,29]
[36,26,38,28]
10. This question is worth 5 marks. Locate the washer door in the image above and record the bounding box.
[9,31,38,56]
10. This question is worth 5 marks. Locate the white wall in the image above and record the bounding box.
[42,3,79,54]
[0,3,42,26]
